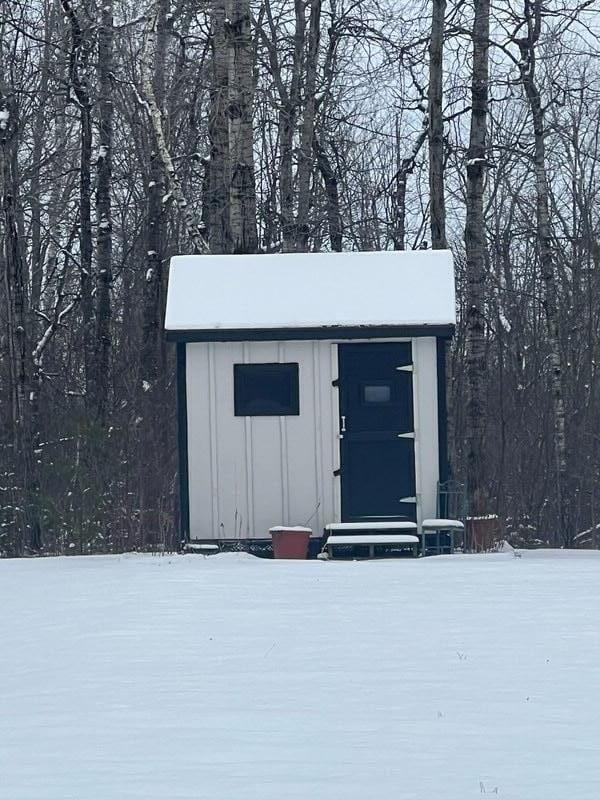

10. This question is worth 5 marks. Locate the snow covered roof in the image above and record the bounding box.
[165,250,455,340]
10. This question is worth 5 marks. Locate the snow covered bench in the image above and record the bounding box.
[322,522,419,559]
[421,518,464,555]
[183,543,220,556]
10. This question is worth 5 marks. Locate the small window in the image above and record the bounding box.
[362,383,392,404]
[234,363,299,416]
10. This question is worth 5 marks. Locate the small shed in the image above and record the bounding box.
[165,250,455,547]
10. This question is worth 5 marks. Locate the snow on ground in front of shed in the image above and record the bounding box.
[1,550,599,800]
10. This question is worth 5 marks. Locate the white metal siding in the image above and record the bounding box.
[186,341,337,540]
[185,337,440,540]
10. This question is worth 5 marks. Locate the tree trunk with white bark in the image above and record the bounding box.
[139,0,169,549]
[141,6,209,255]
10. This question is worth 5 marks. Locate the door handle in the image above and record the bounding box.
[340,415,347,433]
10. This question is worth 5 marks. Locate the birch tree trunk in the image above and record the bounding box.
[428,0,447,249]
[29,0,54,316]
[279,0,305,252]
[141,6,209,255]
[296,0,321,251]
[94,0,114,421]
[517,0,568,544]
[229,0,258,254]
[139,0,168,549]
[392,124,428,251]
[464,0,490,515]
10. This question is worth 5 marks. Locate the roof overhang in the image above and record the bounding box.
[166,323,455,343]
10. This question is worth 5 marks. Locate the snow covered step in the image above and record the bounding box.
[326,534,419,546]
[325,521,418,533]
[183,543,219,555]
[325,529,419,559]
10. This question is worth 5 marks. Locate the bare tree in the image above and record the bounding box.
[1,80,42,552]
[514,0,568,543]
[95,0,114,421]
[229,0,258,254]
[296,0,321,251]
[62,0,95,403]
[464,0,490,514]
[428,0,447,249]
[207,1,231,253]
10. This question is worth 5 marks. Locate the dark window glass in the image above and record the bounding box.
[234,363,299,416]
[362,383,392,404]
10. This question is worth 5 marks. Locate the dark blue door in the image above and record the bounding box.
[338,343,416,522]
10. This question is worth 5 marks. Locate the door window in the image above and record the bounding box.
[362,383,392,404]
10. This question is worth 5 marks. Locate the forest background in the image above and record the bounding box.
[2,0,599,555]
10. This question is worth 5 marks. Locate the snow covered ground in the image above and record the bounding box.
[1,550,599,800]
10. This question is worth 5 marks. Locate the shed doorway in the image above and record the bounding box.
[338,343,416,522]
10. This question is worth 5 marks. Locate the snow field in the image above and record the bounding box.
[1,550,599,800]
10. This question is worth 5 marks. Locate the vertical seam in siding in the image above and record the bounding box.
[243,343,254,537]
[208,343,219,537]
[312,341,323,533]
[231,345,241,539]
